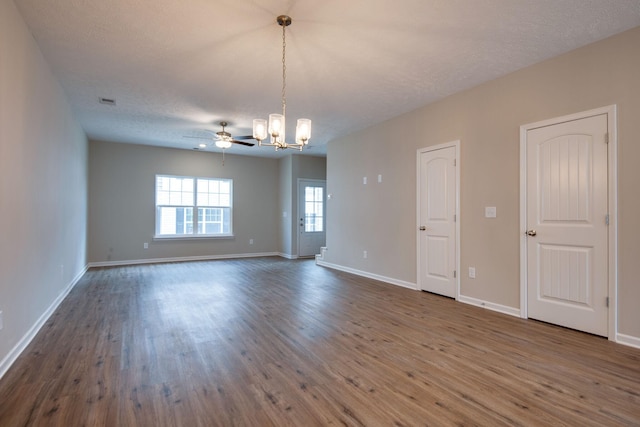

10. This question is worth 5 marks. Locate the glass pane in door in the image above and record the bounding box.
[304,186,323,232]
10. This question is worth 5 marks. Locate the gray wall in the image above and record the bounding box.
[278,156,293,256]
[324,26,640,340]
[0,0,88,371]
[88,141,280,263]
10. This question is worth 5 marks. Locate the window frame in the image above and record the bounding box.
[154,174,234,240]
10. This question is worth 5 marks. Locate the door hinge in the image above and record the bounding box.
[453,270,457,278]
[604,133,609,144]
[606,296,609,307]
[453,214,457,222]
[453,159,457,167]
[605,214,610,225]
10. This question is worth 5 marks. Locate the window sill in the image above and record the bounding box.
[153,235,234,241]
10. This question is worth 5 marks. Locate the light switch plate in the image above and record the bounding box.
[485,206,497,218]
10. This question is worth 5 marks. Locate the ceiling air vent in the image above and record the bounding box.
[99,97,116,106]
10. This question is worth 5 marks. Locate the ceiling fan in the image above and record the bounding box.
[213,121,256,148]
[185,121,256,149]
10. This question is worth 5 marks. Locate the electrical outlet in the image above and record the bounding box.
[363,176,367,185]
[143,242,149,249]
[469,267,476,279]
[378,174,382,183]
[363,250,368,259]
[249,239,254,245]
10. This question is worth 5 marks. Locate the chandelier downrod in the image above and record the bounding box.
[279,15,287,120]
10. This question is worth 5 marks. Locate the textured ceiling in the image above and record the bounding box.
[15,0,640,158]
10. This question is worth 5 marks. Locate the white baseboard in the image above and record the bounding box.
[457,295,521,317]
[0,265,88,380]
[315,247,327,262]
[280,253,317,260]
[616,333,640,349]
[316,260,417,290]
[88,252,281,268]
[459,297,640,348]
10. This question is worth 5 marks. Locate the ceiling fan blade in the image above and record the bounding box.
[183,135,211,140]
[234,135,256,140]
[231,139,255,147]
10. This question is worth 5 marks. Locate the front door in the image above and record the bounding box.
[418,143,458,298]
[298,179,326,257]
[525,113,609,336]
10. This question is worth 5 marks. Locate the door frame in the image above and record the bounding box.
[416,140,461,298]
[297,178,327,257]
[519,105,618,340]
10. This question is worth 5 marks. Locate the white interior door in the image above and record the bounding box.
[418,144,458,298]
[298,179,326,257]
[525,113,609,336]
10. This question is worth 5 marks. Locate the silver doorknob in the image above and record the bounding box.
[419,226,426,231]
[526,229,537,236]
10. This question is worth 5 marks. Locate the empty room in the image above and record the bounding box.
[1,1,640,425]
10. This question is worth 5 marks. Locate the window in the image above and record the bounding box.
[155,175,232,237]
[304,186,324,232]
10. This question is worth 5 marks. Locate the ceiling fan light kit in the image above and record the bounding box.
[211,121,254,149]
[253,15,311,151]
[215,139,232,149]
[214,126,233,149]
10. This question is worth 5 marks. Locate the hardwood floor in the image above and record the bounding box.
[1,257,639,426]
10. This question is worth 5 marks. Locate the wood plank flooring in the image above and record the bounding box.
[0,257,639,426]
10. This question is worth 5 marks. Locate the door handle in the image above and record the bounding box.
[526,229,537,236]
[419,226,427,231]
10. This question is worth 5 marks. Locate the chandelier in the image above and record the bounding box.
[253,15,311,151]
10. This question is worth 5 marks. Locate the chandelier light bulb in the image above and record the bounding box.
[253,119,267,142]
[296,118,311,144]
[269,113,284,139]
